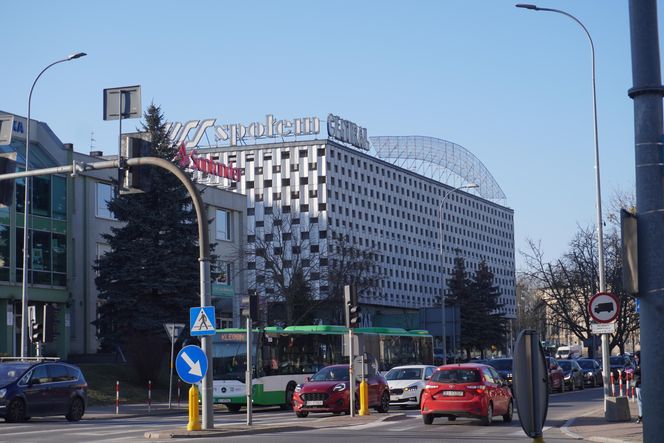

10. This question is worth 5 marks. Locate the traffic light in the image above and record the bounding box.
[241,291,259,321]
[344,284,361,328]
[119,136,152,194]
[31,319,43,343]
[0,152,17,207]
[43,304,57,343]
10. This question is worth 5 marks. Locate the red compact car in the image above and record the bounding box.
[420,363,513,425]
[292,364,390,417]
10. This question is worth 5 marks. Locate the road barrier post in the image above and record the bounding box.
[116,381,120,415]
[187,385,201,431]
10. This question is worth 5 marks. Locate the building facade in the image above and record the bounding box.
[174,113,516,329]
[0,111,246,358]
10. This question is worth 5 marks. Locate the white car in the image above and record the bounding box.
[384,365,437,408]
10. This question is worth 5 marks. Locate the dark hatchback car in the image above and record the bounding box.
[486,358,513,388]
[0,360,88,422]
[576,358,603,387]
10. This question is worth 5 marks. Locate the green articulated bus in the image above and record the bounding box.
[211,325,433,411]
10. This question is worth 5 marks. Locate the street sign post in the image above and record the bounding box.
[176,345,208,385]
[513,329,548,439]
[190,306,216,336]
[164,323,185,409]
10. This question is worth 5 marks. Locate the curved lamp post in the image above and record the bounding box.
[515,3,609,406]
[21,52,87,358]
[439,183,478,365]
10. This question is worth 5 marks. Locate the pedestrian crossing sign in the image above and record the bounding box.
[190,306,216,336]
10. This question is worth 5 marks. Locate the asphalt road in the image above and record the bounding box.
[0,386,605,443]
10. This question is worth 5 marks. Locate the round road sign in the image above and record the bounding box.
[588,292,620,323]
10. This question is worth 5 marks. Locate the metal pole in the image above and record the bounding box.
[516,3,610,411]
[20,52,86,359]
[349,329,355,417]
[168,324,175,409]
[246,317,253,425]
[628,1,664,438]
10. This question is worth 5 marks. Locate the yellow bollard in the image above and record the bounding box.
[359,379,370,416]
[187,385,201,431]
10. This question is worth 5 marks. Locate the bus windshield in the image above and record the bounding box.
[213,340,249,381]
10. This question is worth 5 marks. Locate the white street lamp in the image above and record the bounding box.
[516,3,609,407]
[439,183,479,365]
[20,52,87,358]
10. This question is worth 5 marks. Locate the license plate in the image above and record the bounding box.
[442,391,464,396]
[390,396,399,401]
[218,398,231,403]
[307,400,324,406]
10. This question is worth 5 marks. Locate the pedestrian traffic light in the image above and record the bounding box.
[120,136,152,194]
[345,284,361,328]
[349,303,361,328]
[31,319,43,343]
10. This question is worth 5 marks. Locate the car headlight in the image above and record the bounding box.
[295,385,302,393]
[506,373,512,379]
[587,372,594,377]
[333,383,347,392]
[403,384,419,392]
[564,375,571,380]
[0,388,5,399]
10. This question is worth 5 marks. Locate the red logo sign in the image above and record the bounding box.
[176,143,242,182]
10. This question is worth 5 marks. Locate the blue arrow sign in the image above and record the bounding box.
[190,306,216,336]
[176,345,208,384]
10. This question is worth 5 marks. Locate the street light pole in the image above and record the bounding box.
[438,183,478,365]
[515,3,610,407]
[20,52,86,359]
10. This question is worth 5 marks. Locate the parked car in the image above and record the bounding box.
[546,357,565,393]
[0,359,88,422]
[292,364,390,417]
[485,358,513,388]
[558,359,584,391]
[576,358,603,387]
[384,365,437,408]
[420,363,513,426]
[608,355,634,381]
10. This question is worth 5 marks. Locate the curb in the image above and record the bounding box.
[144,412,406,439]
[560,417,583,440]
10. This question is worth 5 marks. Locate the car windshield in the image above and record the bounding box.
[0,363,30,385]
[577,360,595,370]
[431,368,480,383]
[609,356,624,365]
[558,361,573,371]
[488,359,512,371]
[385,368,422,380]
[311,366,349,382]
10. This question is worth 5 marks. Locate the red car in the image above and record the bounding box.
[292,364,390,417]
[546,357,566,393]
[420,363,513,425]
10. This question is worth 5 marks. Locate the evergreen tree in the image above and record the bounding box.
[447,256,481,359]
[94,104,205,382]
[472,261,508,355]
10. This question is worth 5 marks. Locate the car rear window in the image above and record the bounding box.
[431,368,481,383]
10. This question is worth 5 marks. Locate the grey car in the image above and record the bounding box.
[558,359,584,391]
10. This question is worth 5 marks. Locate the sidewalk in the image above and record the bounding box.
[85,402,188,420]
[564,397,643,443]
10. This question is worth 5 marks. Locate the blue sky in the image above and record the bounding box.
[3,1,653,270]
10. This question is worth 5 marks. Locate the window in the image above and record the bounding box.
[216,209,231,241]
[96,183,116,220]
[51,176,67,220]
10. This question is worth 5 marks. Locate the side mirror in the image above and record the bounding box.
[305,376,311,382]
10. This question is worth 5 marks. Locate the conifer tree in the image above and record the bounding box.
[94,104,206,382]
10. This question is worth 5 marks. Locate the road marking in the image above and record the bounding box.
[391,424,422,432]
[507,425,551,436]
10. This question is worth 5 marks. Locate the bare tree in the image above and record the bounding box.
[521,226,639,355]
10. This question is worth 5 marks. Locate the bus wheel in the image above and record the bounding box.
[280,382,296,410]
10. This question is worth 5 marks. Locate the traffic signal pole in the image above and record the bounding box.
[0,156,214,430]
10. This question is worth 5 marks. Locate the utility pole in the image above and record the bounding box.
[628,0,664,440]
